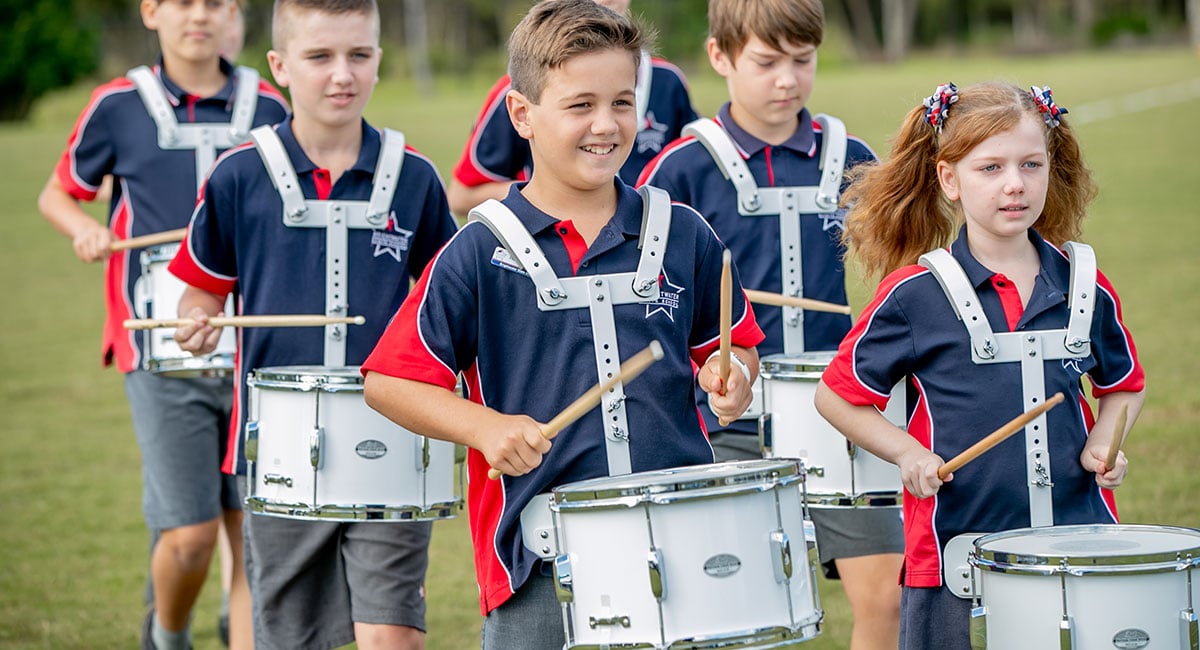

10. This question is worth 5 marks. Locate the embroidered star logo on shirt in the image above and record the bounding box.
[636,111,668,154]
[645,270,685,322]
[821,208,847,233]
[1061,358,1084,375]
[371,211,412,262]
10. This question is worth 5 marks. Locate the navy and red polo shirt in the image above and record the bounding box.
[360,180,764,614]
[638,104,877,435]
[169,117,458,475]
[822,227,1145,588]
[450,59,698,189]
[53,57,289,372]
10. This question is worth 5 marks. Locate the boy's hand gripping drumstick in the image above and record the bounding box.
[744,289,852,315]
[109,228,187,252]
[124,314,367,330]
[487,341,664,480]
[1104,404,1130,472]
[937,392,1066,480]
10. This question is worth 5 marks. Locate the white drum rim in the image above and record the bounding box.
[973,524,1200,577]
[245,496,459,522]
[759,351,834,382]
[552,459,803,511]
[248,365,365,392]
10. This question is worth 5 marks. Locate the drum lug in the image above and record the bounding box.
[263,473,293,488]
[588,615,631,629]
[770,530,793,582]
[647,547,665,600]
[969,605,987,650]
[416,436,430,471]
[310,427,323,469]
[244,421,259,463]
[553,554,574,604]
[806,464,825,478]
[1181,609,1198,650]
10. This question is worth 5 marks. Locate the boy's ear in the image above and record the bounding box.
[506,89,534,141]
[936,160,961,201]
[705,37,734,78]
[266,50,289,88]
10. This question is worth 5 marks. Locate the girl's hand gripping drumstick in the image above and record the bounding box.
[718,250,732,388]
[1104,404,1130,472]
[937,392,1066,480]
[124,314,367,330]
[108,228,187,252]
[487,341,665,480]
[744,289,852,315]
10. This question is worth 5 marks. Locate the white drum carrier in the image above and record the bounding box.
[244,366,459,521]
[128,65,260,188]
[467,186,670,476]
[550,459,821,650]
[135,243,237,376]
[964,524,1200,650]
[759,351,904,507]
[250,124,406,366]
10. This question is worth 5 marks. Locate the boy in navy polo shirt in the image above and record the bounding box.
[637,1,902,647]
[169,1,457,648]
[444,0,698,217]
[815,81,1145,650]
[36,1,287,647]
[361,2,763,648]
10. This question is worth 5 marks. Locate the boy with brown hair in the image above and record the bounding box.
[170,0,457,648]
[36,1,288,647]
[638,0,903,647]
[360,1,763,648]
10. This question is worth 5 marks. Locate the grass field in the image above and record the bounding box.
[2,47,1198,649]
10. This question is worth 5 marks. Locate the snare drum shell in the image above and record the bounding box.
[140,243,237,376]
[761,352,902,504]
[553,461,820,648]
[247,366,457,520]
[974,524,1200,650]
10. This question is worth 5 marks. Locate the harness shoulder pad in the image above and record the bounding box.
[681,118,762,212]
[250,125,307,221]
[365,128,406,226]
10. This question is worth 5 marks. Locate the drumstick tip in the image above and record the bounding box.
[351,315,366,325]
[648,340,664,361]
[722,249,731,265]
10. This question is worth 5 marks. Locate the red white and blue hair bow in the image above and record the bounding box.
[1029,86,1068,128]
[922,82,958,132]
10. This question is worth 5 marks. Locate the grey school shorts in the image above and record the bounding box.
[124,369,239,530]
[709,431,904,578]
[242,499,432,650]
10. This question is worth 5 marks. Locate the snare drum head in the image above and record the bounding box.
[552,459,802,505]
[760,351,834,381]
[975,524,1200,571]
[250,365,364,388]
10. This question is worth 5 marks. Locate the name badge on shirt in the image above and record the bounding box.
[490,247,528,277]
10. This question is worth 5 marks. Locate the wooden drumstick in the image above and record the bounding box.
[1104,404,1130,472]
[744,289,852,315]
[109,228,187,252]
[123,314,367,330]
[937,392,1066,480]
[718,250,732,387]
[487,341,665,480]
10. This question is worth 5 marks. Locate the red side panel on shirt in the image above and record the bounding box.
[452,75,516,187]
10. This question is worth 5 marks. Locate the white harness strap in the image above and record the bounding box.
[468,185,670,476]
[681,115,847,354]
[128,65,260,187]
[250,125,406,365]
[919,243,1096,527]
[635,50,651,133]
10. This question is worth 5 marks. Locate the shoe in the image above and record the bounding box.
[217,611,230,647]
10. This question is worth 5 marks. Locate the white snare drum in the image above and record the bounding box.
[759,352,903,507]
[551,459,821,649]
[244,365,459,521]
[136,243,236,377]
[970,524,1200,650]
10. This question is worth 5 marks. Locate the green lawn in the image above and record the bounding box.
[2,46,1198,648]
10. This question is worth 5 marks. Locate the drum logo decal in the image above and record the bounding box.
[355,439,388,459]
[1112,629,1150,649]
[703,553,741,578]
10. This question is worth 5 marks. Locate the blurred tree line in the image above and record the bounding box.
[3,0,1197,120]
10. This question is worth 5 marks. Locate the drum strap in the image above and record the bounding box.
[128,65,260,188]
[468,186,671,477]
[250,125,406,365]
[682,115,847,354]
[919,243,1096,527]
